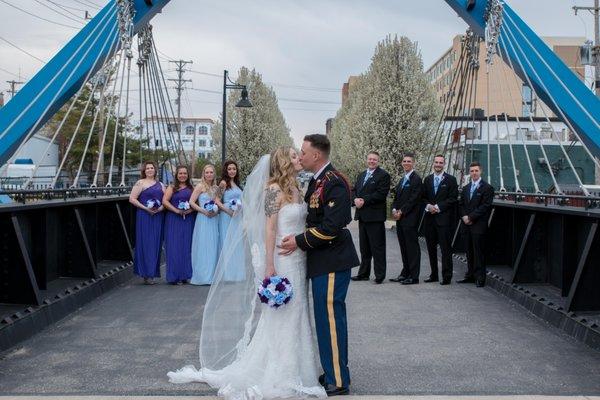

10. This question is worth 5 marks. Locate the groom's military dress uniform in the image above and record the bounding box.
[295,163,359,390]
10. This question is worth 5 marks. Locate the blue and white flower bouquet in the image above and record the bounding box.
[146,198,161,209]
[203,200,218,213]
[229,198,242,212]
[257,275,293,308]
[177,200,190,219]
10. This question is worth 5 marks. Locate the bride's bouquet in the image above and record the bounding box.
[257,276,293,308]
[204,200,218,213]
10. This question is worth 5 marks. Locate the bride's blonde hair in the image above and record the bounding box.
[268,146,299,203]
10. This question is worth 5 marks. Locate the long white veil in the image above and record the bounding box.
[198,154,270,371]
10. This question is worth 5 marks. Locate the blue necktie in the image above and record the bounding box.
[434,176,441,194]
[363,170,371,185]
[470,183,477,199]
[402,175,409,188]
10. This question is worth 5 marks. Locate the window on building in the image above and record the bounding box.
[198,152,206,159]
[209,140,213,147]
[206,153,212,160]
[198,139,207,147]
[522,83,533,117]
[516,128,530,141]
[199,126,208,135]
[167,123,179,133]
[186,126,195,135]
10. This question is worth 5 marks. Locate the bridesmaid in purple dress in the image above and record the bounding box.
[162,165,196,285]
[129,161,165,285]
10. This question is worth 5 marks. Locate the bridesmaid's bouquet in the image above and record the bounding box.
[146,199,161,209]
[203,200,218,213]
[229,199,242,212]
[257,276,293,308]
[177,200,190,219]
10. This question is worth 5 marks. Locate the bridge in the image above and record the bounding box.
[0,0,599,396]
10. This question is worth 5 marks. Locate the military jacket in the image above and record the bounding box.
[295,164,359,278]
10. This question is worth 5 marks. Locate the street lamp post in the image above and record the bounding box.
[222,69,253,164]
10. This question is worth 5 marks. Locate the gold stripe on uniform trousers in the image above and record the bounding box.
[309,228,336,241]
[327,272,342,387]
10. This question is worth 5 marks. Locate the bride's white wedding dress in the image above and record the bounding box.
[168,202,326,400]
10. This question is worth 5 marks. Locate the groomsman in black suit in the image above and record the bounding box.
[458,162,494,287]
[351,151,391,284]
[389,153,423,285]
[422,155,458,285]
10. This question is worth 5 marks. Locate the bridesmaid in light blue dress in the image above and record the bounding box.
[189,164,220,285]
[216,160,245,281]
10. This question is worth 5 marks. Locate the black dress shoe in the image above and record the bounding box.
[318,374,325,387]
[424,277,439,283]
[350,275,369,281]
[476,280,486,287]
[440,279,451,285]
[374,278,384,284]
[324,385,349,396]
[457,277,475,283]
[401,278,419,285]
[389,275,407,282]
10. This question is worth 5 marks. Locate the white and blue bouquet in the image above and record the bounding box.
[229,198,242,212]
[257,276,293,308]
[203,200,218,213]
[177,200,190,219]
[146,198,161,209]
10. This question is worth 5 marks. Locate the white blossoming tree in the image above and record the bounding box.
[330,35,441,183]
[213,67,293,179]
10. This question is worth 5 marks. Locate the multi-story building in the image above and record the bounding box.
[143,117,215,160]
[426,35,586,118]
[440,116,595,192]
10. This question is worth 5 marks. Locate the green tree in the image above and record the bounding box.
[330,35,441,183]
[212,67,292,179]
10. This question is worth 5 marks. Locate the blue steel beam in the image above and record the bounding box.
[444,0,600,158]
[0,0,172,166]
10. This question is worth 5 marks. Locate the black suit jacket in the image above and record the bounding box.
[422,172,458,227]
[295,164,360,278]
[391,171,423,227]
[459,180,494,234]
[352,167,391,223]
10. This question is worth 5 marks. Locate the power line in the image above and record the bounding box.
[44,0,87,20]
[0,66,22,79]
[0,35,46,64]
[71,0,101,9]
[53,1,88,12]
[34,0,85,24]
[0,0,80,29]
[187,67,342,92]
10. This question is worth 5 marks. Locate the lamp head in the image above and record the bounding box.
[235,87,253,108]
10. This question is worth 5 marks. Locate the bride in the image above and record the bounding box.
[168,146,326,400]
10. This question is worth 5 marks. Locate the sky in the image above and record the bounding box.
[0,0,596,145]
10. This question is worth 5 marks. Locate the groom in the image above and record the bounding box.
[279,134,359,396]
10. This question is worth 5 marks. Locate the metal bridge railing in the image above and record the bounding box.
[0,186,132,204]
[496,191,600,210]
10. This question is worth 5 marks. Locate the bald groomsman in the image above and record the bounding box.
[422,154,458,285]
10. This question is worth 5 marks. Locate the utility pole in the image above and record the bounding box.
[574,0,600,97]
[168,60,192,165]
[6,80,24,99]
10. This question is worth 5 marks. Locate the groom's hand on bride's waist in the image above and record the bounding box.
[277,235,298,255]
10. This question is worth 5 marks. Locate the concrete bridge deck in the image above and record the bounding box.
[0,227,599,396]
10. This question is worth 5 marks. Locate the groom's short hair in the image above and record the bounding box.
[304,134,330,156]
